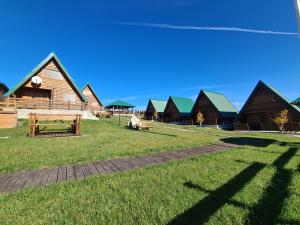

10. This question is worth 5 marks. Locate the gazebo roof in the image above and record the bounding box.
[105,100,135,108]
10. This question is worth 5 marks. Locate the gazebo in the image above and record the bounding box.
[105,100,135,115]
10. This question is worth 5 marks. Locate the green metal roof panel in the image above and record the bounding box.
[150,99,167,113]
[291,97,300,105]
[170,96,194,113]
[106,100,135,108]
[203,90,238,115]
[4,53,87,102]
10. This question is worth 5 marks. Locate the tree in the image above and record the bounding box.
[196,112,204,126]
[273,109,289,133]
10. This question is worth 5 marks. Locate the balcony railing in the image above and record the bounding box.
[0,97,104,112]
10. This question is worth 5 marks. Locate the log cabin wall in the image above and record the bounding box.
[164,100,181,122]
[145,102,155,120]
[192,94,220,125]
[14,59,83,105]
[82,86,102,111]
[239,84,300,130]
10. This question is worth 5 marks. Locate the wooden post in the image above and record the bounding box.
[118,107,121,126]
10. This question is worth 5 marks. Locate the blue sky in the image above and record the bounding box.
[0,0,299,110]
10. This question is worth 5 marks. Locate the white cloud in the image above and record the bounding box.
[108,21,297,36]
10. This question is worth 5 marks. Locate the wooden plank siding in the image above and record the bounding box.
[14,60,83,106]
[82,85,103,112]
[0,114,17,128]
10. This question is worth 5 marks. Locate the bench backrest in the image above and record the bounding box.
[30,114,80,121]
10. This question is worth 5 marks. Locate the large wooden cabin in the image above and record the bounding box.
[82,83,103,112]
[164,96,194,122]
[235,81,300,131]
[145,99,167,120]
[191,90,238,126]
[5,53,86,108]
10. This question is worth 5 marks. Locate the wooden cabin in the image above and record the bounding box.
[82,83,103,112]
[164,96,194,122]
[191,90,238,126]
[145,99,167,120]
[4,53,86,110]
[0,83,8,101]
[235,81,300,131]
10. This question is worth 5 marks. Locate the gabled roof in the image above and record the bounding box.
[82,83,103,106]
[4,52,86,102]
[169,96,194,113]
[195,90,238,118]
[148,99,167,113]
[238,80,300,119]
[105,100,135,108]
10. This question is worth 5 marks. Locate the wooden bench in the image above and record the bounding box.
[28,113,81,137]
[138,122,153,131]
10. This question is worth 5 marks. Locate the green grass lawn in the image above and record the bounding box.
[0,117,299,224]
[0,117,236,174]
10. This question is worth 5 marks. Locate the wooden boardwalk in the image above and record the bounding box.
[0,143,238,193]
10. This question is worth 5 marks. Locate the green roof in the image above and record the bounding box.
[4,52,86,102]
[170,96,194,113]
[105,100,135,108]
[291,97,300,105]
[202,90,238,118]
[149,99,167,113]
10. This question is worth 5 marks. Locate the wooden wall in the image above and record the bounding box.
[164,100,182,122]
[192,94,220,125]
[0,114,17,129]
[238,85,300,130]
[145,102,155,119]
[14,59,83,105]
[82,86,102,111]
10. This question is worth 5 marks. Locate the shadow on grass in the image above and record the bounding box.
[145,131,178,137]
[168,147,298,225]
[221,137,276,147]
[246,147,298,225]
[167,162,265,225]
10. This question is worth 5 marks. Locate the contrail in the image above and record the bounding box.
[108,21,298,36]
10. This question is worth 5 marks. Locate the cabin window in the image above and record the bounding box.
[63,93,76,103]
[44,69,64,80]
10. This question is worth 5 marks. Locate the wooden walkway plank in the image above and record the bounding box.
[66,165,75,181]
[0,173,22,192]
[47,167,59,185]
[81,164,93,177]
[35,168,51,187]
[57,166,67,182]
[92,161,107,174]
[23,171,41,189]
[74,165,84,180]
[87,163,99,176]
[104,160,120,172]
[97,160,114,173]
[0,143,238,193]
[8,172,31,192]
